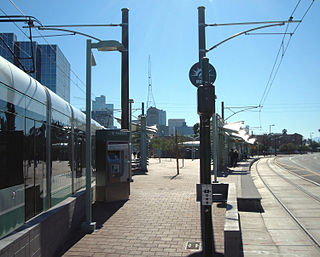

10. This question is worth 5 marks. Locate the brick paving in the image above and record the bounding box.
[62,158,225,257]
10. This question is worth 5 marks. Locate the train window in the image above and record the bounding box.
[74,131,86,191]
[0,111,24,190]
[0,83,25,117]
[51,126,72,206]
[25,96,46,122]
[52,109,71,127]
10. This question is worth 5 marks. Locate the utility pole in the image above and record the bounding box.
[198,7,215,255]
[121,8,129,130]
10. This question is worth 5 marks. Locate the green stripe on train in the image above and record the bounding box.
[0,206,24,239]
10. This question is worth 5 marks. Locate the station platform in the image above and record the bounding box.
[57,157,318,257]
[56,158,250,256]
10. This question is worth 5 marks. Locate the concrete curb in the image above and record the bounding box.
[224,183,240,257]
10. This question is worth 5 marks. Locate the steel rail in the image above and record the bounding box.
[267,159,320,203]
[254,159,320,249]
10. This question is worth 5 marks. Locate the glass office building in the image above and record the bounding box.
[14,41,41,81]
[0,33,17,63]
[0,33,71,103]
[39,45,70,103]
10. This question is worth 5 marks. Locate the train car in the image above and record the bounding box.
[0,56,103,238]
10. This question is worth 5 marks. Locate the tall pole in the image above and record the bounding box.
[82,39,96,233]
[221,101,224,121]
[198,6,206,60]
[129,99,134,181]
[198,7,215,256]
[121,8,129,130]
[198,57,215,256]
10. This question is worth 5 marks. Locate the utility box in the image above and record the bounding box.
[96,129,130,202]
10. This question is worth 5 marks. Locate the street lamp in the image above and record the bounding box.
[82,39,124,234]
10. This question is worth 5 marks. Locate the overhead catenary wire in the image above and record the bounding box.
[259,0,315,107]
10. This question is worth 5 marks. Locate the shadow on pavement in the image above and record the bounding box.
[56,200,127,256]
[93,200,127,229]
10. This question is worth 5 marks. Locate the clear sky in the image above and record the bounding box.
[1,0,319,140]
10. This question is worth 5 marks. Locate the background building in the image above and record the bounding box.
[14,41,41,81]
[0,33,71,103]
[92,95,114,128]
[0,33,17,63]
[39,45,70,102]
[146,107,166,127]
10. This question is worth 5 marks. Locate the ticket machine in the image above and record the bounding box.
[96,129,130,202]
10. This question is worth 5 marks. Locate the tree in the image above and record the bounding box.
[193,123,200,138]
[282,129,287,135]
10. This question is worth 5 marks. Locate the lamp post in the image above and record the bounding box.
[269,124,275,134]
[268,124,275,155]
[82,39,124,234]
[310,132,314,152]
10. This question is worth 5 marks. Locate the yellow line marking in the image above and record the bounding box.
[274,157,320,177]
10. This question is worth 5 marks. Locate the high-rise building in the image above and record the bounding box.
[168,119,185,135]
[146,107,166,127]
[39,45,70,102]
[14,41,41,81]
[168,119,193,136]
[0,32,71,103]
[92,95,114,128]
[0,33,17,63]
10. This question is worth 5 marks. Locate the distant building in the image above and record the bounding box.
[0,33,71,102]
[168,119,193,136]
[0,33,17,63]
[14,41,41,81]
[92,95,114,128]
[146,107,166,126]
[255,132,303,149]
[39,45,70,102]
[168,119,184,135]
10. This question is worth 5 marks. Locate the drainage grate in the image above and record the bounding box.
[186,241,201,250]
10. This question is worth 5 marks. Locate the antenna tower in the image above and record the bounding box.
[146,55,156,110]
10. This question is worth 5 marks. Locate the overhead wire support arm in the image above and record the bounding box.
[25,26,102,41]
[34,23,122,28]
[206,20,301,27]
[206,20,301,53]
[225,105,261,121]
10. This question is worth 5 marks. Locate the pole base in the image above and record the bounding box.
[81,221,96,234]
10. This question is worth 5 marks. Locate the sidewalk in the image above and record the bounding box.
[60,158,227,257]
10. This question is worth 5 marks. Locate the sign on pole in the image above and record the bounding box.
[189,61,217,87]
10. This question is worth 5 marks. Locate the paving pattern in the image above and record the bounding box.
[62,158,225,257]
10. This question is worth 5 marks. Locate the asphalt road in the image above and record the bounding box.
[275,153,320,184]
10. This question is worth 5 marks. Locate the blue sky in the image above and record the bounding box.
[1,0,319,139]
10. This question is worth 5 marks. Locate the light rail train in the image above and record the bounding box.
[0,56,103,238]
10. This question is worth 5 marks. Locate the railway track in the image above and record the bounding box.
[254,158,320,249]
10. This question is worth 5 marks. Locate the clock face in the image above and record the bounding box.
[189,62,216,87]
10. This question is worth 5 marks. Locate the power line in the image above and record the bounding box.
[259,0,315,107]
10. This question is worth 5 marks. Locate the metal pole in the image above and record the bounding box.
[198,6,206,60]
[198,57,215,256]
[129,99,134,181]
[213,114,218,183]
[140,115,147,172]
[121,8,129,130]
[221,101,224,121]
[82,39,96,233]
